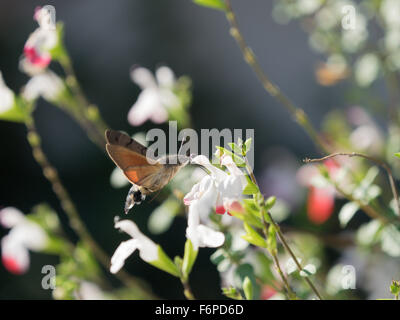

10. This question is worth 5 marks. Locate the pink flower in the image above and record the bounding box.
[0,207,48,274]
[127,66,179,126]
[21,7,57,75]
[261,285,277,300]
[297,159,339,225]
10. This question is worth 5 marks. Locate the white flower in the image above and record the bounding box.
[0,207,48,274]
[183,154,247,250]
[21,7,58,74]
[22,71,64,102]
[184,154,246,216]
[186,199,225,250]
[75,281,107,300]
[0,71,15,114]
[127,66,179,126]
[110,219,158,274]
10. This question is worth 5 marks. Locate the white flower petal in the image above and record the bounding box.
[155,66,175,88]
[23,71,64,101]
[114,220,158,263]
[0,207,25,228]
[196,225,225,248]
[1,235,30,274]
[0,72,15,114]
[76,281,107,300]
[127,89,167,126]
[9,222,48,251]
[130,67,157,90]
[110,238,139,274]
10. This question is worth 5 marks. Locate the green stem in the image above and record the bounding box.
[244,158,323,300]
[223,0,390,228]
[180,277,195,300]
[58,52,108,149]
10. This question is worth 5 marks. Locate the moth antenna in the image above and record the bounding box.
[148,189,163,204]
[178,136,187,156]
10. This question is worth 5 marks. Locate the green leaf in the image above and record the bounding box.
[243,276,253,300]
[244,138,252,154]
[228,142,243,155]
[222,287,243,300]
[149,246,180,277]
[266,225,277,254]
[242,222,267,248]
[265,196,276,210]
[182,239,198,279]
[215,146,246,167]
[395,153,400,159]
[234,264,260,298]
[243,180,259,195]
[390,280,400,297]
[0,99,28,123]
[193,0,227,11]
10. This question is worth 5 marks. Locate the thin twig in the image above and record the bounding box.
[25,115,155,298]
[244,158,322,299]
[224,0,327,153]
[223,0,390,227]
[59,52,108,149]
[304,152,400,218]
[268,212,323,300]
[181,278,195,300]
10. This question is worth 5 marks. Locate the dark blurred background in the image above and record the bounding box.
[0,0,345,299]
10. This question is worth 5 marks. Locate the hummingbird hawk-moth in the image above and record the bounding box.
[105,129,188,214]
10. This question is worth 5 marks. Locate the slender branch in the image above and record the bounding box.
[304,152,400,218]
[244,159,322,299]
[224,0,328,153]
[223,0,390,227]
[25,115,155,298]
[261,213,296,299]
[181,278,195,300]
[268,212,323,300]
[58,52,108,150]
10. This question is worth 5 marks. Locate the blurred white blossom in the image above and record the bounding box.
[22,71,65,102]
[128,66,179,126]
[0,207,48,274]
[21,6,58,75]
[0,71,15,114]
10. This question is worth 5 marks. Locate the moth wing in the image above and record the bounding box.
[105,129,154,160]
[124,165,165,192]
[106,144,163,186]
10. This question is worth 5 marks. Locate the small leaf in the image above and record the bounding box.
[395,153,400,159]
[222,287,243,300]
[243,180,259,195]
[182,239,198,279]
[244,138,252,154]
[228,142,242,155]
[242,222,266,248]
[193,0,227,11]
[266,225,277,254]
[265,196,276,210]
[150,246,180,278]
[243,276,253,300]
[390,280,400,297]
